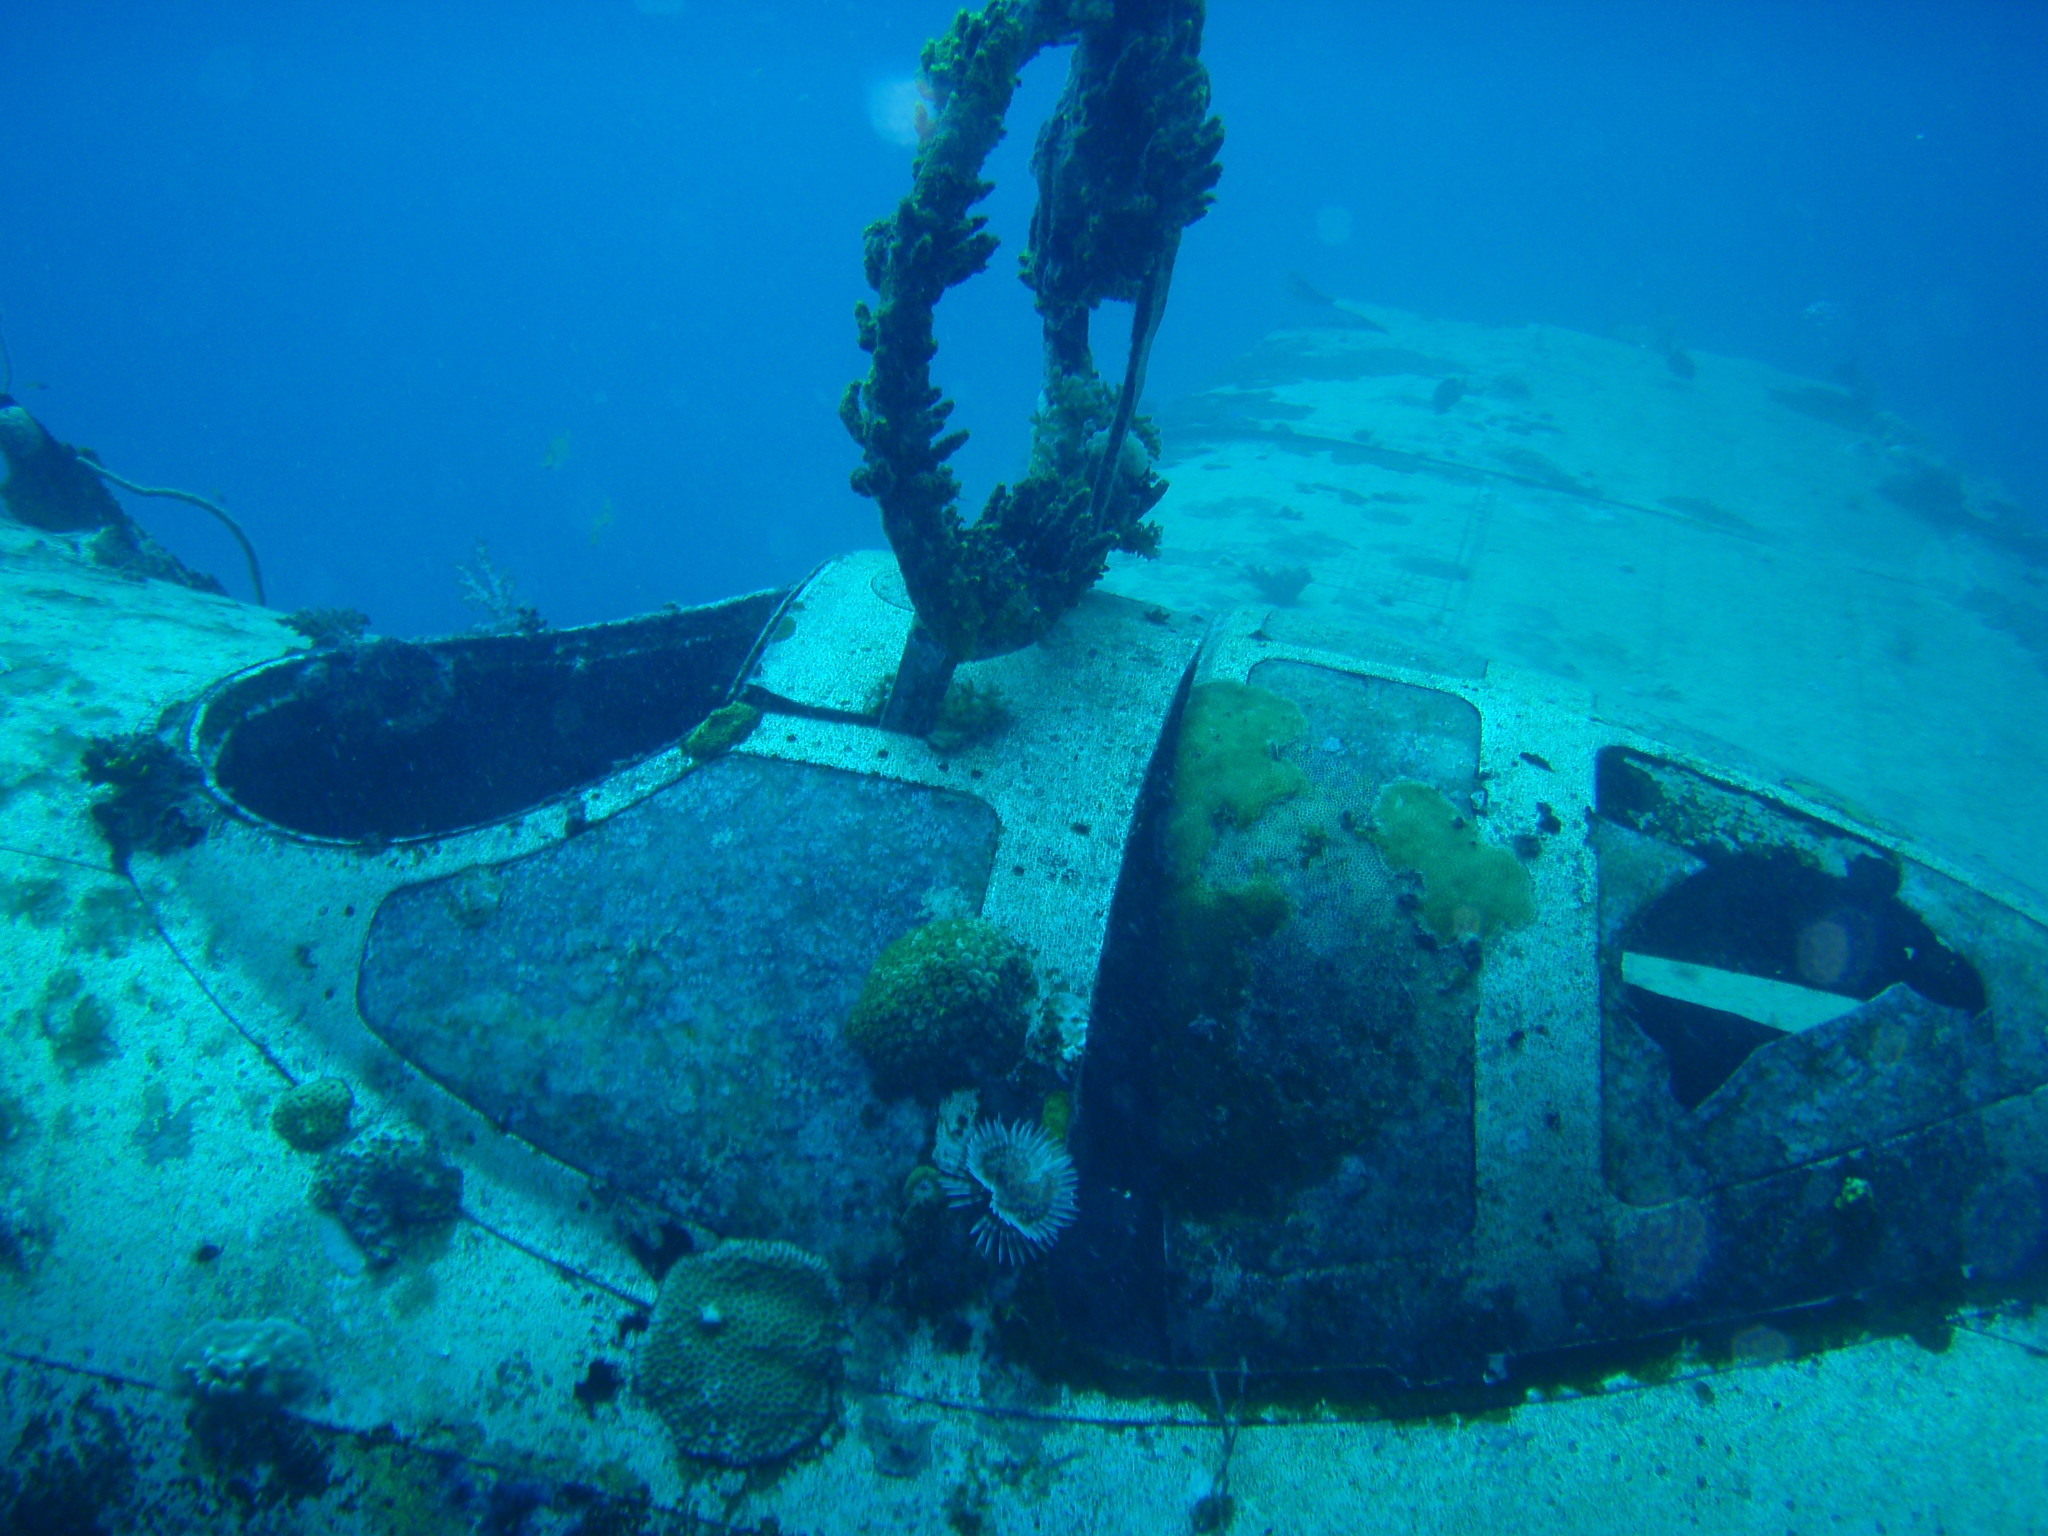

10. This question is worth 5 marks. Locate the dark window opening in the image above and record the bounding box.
[194,592,784,844]
[1620,849,1985,1108]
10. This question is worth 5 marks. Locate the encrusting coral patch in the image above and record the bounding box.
[637,1238,842,1467]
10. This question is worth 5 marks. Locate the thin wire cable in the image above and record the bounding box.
[84,459,266,605]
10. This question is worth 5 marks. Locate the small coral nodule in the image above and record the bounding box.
[271,1077,354,1153]
[171,1317,321,1412]
[937,1118,1078,1264]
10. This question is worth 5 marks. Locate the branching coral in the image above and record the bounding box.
[840,0,1222,725]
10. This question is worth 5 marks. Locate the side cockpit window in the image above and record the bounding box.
[1595,748,2034,1208]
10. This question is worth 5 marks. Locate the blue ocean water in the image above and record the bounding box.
[4,0,2042,634]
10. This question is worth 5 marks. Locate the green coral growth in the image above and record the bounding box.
[1153,681,1309,1027]
[1166,681,1310,874]
[844,917,1036,1100]
[684,702,761,760]
[1160,873,1290,1023]
[1040,1089,1073,1144]
[1371,780,1535,941]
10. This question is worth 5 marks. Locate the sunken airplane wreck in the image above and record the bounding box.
[6,3,2048,1527]
[164,555,2048,1400]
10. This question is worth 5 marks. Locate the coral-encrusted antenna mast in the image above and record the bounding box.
[841,0,1223,731]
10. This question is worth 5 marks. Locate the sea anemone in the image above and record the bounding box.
[937,1119,1079,1264]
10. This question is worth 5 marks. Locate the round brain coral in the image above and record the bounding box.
[637,1239,842,1467]
[843,917,1036,1099]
